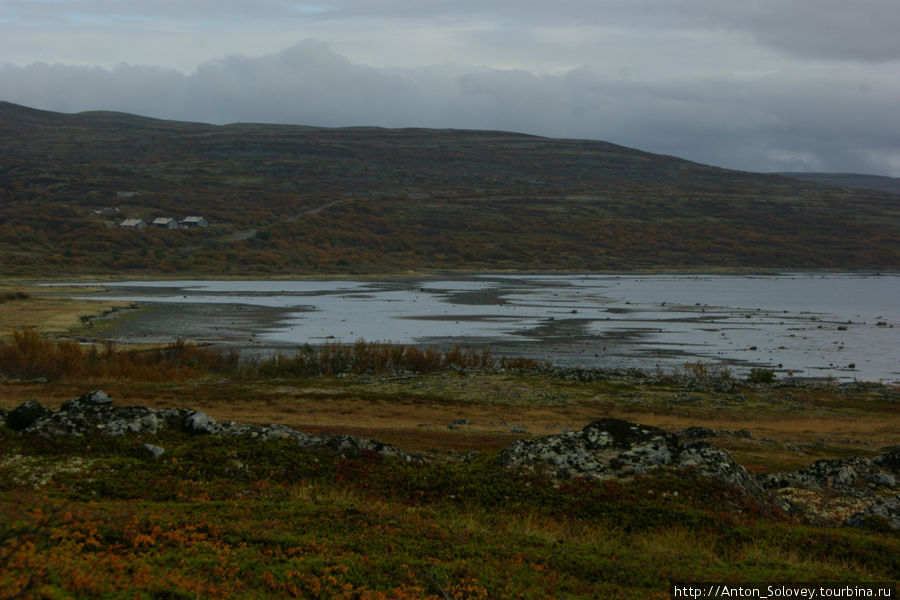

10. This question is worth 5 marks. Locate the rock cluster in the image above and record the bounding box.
[842,496,900,530]
[498,417,768,500]
[497,417,899,528]
[5,390,419,462]
[4,392,898,529]
[756,450,900,527]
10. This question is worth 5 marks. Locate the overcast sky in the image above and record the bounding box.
[2,0,899,175]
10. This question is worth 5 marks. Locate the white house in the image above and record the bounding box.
[180,216,208,228]
[119,218,147,229]
[151,217,178,229]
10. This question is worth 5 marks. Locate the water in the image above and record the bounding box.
[67,273,900,382]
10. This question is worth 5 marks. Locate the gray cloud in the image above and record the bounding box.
[2,41,898,175]
[669,0,900,62]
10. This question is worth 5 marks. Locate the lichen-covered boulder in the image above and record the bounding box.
[498,418,678,479]
[677,441,768,500]
[5,400,53,431]
[497,417,769,503]
[844,496,900,531]
[13,390,424,465]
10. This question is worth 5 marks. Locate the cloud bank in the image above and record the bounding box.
[2,40,899,176]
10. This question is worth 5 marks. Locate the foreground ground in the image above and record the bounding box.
[2,365,898,599]
[0,287,898,598]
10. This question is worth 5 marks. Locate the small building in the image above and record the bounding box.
[180,216,208,228]
[119,218,147,229]
[151,217,178,229]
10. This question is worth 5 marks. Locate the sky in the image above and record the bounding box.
[1,0,899,176]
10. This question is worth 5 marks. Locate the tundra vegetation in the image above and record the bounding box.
[1,101,899,276]
[1,101,898,597]
[1,332,898,599]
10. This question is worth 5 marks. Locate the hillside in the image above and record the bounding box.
[776,172,900,195]
[1,100,898,275]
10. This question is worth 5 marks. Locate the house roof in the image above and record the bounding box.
[151,217,175,224]
[120,218,145,226]
[181,216,205,222]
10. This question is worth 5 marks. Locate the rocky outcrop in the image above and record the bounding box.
[756,451,900,526]
[5,392,897,527]
[5,399,53,431]
[4,391,420,463]
[497,417,899,525]
[758,456,897,497]
[677,441,768,500]
[843,495,900,531]
[498,418,768,501]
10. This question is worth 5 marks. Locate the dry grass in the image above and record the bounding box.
[2,369,895,470]
[0,282,131,341]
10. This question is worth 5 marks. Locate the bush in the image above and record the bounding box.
[747,367,776,384]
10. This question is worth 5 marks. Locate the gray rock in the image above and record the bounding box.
[499,418,678,475]
[757,457,878,496]
[843,496,900,530]
[866,473,897,488]
[6,400,53,431]
[13,390,423,463]
[676,426,717,441]
[498,418,773,502]
[182,411,223,435]
[677,441,768,500]
[874,447,900,472]
[60,390,111,411]
[142,443,165,458]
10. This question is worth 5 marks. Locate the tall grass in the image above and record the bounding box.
[0,330,238,381]
[0,330,542,381]
[253,340,529,378]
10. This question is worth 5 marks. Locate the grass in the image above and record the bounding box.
[0,282,132,342]
[3,102,899,276]
[1,425,896,599]
[1,329,898,597]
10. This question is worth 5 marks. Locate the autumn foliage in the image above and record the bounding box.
[0,330,541,381]
[1,101,898,276]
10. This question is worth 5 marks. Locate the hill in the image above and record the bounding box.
[1,100,898,275]
[775,172,900,195]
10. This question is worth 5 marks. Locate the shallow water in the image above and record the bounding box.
[70,273,900,382]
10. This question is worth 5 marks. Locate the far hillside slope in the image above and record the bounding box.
[775,172,900,195]
[1,101,898,275]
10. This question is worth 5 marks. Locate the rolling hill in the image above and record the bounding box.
[775,172,900,195]
[1,100,898,275]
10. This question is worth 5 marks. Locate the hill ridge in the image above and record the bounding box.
[0,100,897,275]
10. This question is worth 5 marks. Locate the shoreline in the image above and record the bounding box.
[39,274,900,384]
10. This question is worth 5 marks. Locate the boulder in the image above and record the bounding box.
[676,426,717,441]
[874,446,900,472]
[142,443,166,458]
[757,456,897,497]
[677,441,769,500]
[60,390,112,411]
[6,400,53,431]
[499,418,679,479]
[183,410,223,435]
[14,390,420,463]
[498,418,766,501]
[756,452,900,525]
[843,496,900,531]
